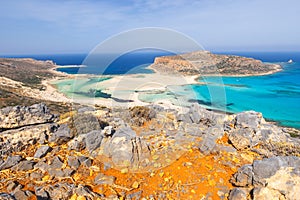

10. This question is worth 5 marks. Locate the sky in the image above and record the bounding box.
[0,0,300,54]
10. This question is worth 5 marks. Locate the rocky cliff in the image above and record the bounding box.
[149,51,282,76]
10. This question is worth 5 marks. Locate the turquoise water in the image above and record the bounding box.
[189,62,300,129]
[53,77,111,98]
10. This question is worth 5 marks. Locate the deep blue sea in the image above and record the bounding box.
[2,51,300,129]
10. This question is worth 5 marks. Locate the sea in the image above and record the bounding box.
[2,51,300,129]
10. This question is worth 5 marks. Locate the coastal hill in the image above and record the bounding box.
[0,58,70,111]
[0,58,58,87]
[149,51,282,76]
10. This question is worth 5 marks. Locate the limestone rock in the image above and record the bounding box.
[252,187,285,200]
[231,156,300,200]
[48,168,75,177]
[67,134,86,151]
[72,113,101,135]
[78,156,92,167]
[94,173,116,185]
[6,181,19,193]
[228,188,247,200]
[102,125,150,169]
[102,125,115,137]
[230,164,253,187]
[198,125,224,154]
[234,111,263,130]
[67,156,80,169]
[0,155,22,170]
[129,106,156,126]
[85,130,103,153]
[49,124,73,144]
[252,156,300,186]
[49,157,64,169]
[34,145,52,158]
[39,183,74,199]
[73,184,102,199]
[0,103,56,130]
[229,128,253,150]
[12,160,36,171]
[0,123,54,157]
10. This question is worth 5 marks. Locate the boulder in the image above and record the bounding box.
[34,145,52,158]
[102,125,150,169]
[230,164,253,187]
[252,156,300,186]
[72,113,101,135]
[129,106,156,126]
[67,134,86,151]
[230,156,300,200]
[49,124,73,144]
[198,125,224,154]
[234,111,264,130]
[229,128,253,150]
[94,173,116,185]
[85,130,103,153]
[12,160,36,171]
[73,184,102,199]
[67,156,80,169]
[228,188,247,200]
[0,155,22,170]
[49,157,64,169]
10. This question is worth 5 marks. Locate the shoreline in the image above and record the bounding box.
[55,64,87,69]
[45,62,283,109]
[148,63,282,78]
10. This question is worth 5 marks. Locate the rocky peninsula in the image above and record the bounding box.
[0,56,299,200]
[149,51,282,76]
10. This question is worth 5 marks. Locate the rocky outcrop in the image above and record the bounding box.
[101,125,151,169]
[0,103,299,199]
[227,111,300,157]
[0,103,57,130]
[230,156,300,200]
[149,51,282,76]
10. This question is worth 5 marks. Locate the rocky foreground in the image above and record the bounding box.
[0,103,299,200]
[149,51,282,76]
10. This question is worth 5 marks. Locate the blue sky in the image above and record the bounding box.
[1,0,300,54]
